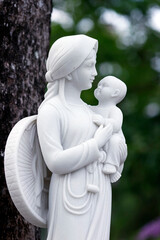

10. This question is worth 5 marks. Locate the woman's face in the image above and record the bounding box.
[71,49,97,91]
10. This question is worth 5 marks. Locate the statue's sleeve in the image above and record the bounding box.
[37,104,100,175]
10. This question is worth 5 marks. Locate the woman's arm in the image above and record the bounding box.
[37,104,101,175]
[110,140,127,183]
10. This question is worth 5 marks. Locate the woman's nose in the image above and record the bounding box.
[92,66,97,77]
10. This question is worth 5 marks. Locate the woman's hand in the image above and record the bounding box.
[94,124,113,149]
[119,140,128,163]
[92,114,105,126]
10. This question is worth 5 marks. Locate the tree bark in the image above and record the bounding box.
[0,0,52,239]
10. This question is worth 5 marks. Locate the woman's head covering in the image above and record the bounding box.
[46,34,98,82]
[39,35,98,110]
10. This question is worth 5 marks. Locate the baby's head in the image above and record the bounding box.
[94,76,127,104]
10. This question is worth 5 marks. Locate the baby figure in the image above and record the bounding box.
[92,76,127,174]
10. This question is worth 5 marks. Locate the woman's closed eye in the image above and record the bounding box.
[85,61,96,68]
[86,62,93,67]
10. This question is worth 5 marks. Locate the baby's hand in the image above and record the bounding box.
[92,114,105,126]
[104,118,114,127]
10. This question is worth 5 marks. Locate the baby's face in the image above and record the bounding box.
[94,78,114,101]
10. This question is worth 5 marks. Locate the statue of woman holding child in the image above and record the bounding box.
[5,34,127,240]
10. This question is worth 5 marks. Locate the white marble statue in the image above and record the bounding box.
[91,76,127,176]
[4,35,127,240]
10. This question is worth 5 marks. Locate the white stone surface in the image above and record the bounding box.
[4,116,49,228]
[5,35,127,240]
[92,76,127,178]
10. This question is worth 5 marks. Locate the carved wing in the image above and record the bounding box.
[4,115,51,228]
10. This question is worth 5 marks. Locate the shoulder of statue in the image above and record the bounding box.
[111,105,122,113]
[44,96,63,109]
[39,96,65,117]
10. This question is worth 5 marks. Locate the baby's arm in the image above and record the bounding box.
[105,107,123,133]
[90,105,106,126]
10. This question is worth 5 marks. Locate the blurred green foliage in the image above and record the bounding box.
[50,0,160,239]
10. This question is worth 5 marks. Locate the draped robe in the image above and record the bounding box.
[37,96,112,240]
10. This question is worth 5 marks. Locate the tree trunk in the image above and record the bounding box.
[0,0,52,239]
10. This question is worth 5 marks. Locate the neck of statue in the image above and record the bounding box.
[64,80,84,106]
